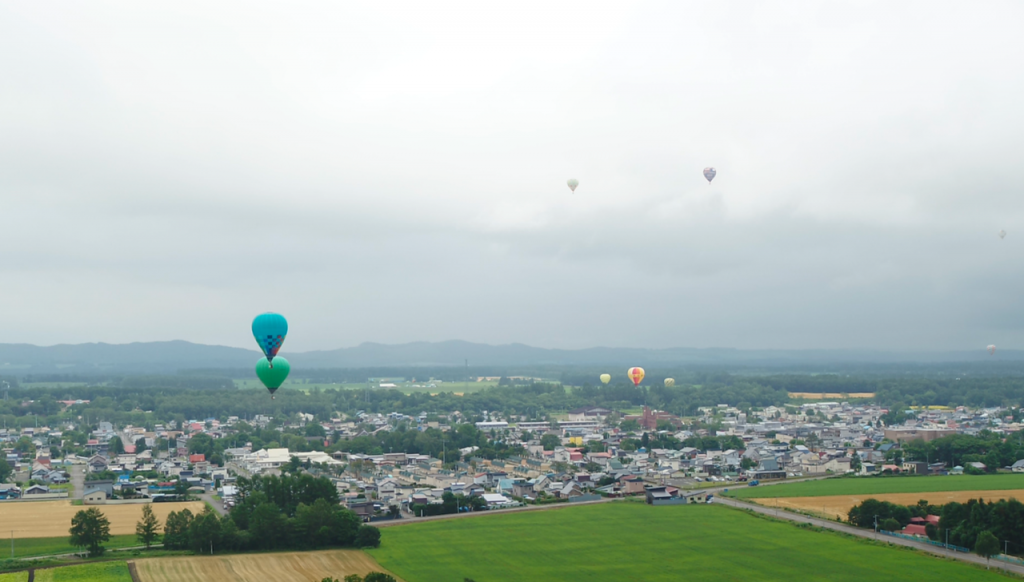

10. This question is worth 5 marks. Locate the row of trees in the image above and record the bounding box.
[9,371,1024,433]
[69,474,381,557]
[848,497,1024,558]
[900,431,1024,471]
[409,491,485,517]
[320,575,396,582]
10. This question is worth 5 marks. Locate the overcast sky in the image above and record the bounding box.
[2,2,1024,352]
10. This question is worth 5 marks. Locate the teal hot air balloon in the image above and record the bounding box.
[256,356,290,398]
[252,313,288,366]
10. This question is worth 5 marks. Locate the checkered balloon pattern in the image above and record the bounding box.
[258,334,285,358]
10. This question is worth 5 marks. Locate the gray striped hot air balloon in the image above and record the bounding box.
[703,167,716,184]
[999,230,1007,239]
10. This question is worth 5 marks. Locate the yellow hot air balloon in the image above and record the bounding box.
[664,378,675,387]
[600,373,611,384]
[627,367,645,386]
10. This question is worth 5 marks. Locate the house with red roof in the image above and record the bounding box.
[901,524,928,537]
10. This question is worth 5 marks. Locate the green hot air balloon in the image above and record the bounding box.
[256,356,290,398]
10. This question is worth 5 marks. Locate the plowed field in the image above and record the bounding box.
[0,501,205,538]
[135,550,398,582]
[754,489,1024,520]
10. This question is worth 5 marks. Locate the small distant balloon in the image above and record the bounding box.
[988,344,996,355]
[600,373,611,384]
[703,167,716,184]
[567,178,579,192]
[664,378,675,387]
[999,230,1007,239]
[627,367,645,386]
[256,356,290,398]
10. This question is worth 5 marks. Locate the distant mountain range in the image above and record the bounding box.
[0,340,1020,376]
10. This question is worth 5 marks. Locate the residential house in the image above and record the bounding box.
[83,487,108,503]
[83,480,115,498]
[0,484,20,500]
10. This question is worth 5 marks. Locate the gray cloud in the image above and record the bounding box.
[2,1,1024,352]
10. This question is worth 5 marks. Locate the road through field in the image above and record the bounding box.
[716,496,1024,577]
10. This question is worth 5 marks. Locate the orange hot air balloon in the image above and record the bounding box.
[627,367,645,386]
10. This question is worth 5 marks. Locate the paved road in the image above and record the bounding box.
[374,475,831,529]
[199,491,228,516]
[716,496,1024,576]
[375,497,615,528]
[70,465,85,500]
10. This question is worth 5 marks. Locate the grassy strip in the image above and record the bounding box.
[727,474,1024,499]
[6,535,142,559]
[33,561,132,582]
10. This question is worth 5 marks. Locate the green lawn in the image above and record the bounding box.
[9,535,139,559]
[370,503,1011,582]
[33,561,132,582]
[726,474,1024,499]
[0,572,27,582]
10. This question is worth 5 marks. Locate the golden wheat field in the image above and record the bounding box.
[787,392,875,400]
[0,500,206,538]
[755,489,1024,520]
[134,550,399,582]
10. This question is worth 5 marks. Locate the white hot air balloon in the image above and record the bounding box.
[567,178,579,192]
[988,344,997,355]
[999,230,1007,239]
[703,167,716,184]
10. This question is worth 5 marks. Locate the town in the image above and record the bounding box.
[3,394,1017,519]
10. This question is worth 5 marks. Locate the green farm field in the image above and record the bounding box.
[370,502,1010,582]
[727,474,1024,499]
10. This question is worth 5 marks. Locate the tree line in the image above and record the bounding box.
[848,496,1022,560]
[69,474,381,557]
[901,431,1024,470]
[9,372,1024,433]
